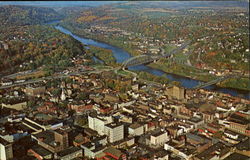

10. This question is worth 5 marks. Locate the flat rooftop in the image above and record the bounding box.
[196,142,229,160]
[105,122,123,129]
[30,145,52,157]
[224,152,250,160]
[0,137,10,146]
[57,146,82,157]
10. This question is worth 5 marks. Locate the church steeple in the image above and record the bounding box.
[61,87,66,101]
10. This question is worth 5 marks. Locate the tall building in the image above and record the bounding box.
[88,114,113,135]
[31,126,71,153]
[165,85,185,100]
[104,123,124,143]
[0,137,13,160]
[54,129,69,150]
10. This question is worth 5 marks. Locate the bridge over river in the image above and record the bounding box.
[192,75,236,89]
[121,40,191,68]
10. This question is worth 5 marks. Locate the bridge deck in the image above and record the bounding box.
[192,75,235,89]
[122,40,191,68]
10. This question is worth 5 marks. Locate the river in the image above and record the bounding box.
[54,25,250,99]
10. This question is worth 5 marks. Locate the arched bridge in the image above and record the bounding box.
[121,40,191,69]
[122,54,162,68]
[192,75,236,89]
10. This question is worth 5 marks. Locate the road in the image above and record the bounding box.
[0,67,115,90]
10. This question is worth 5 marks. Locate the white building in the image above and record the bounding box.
[2,101,27,111]
[81,142,106,159]
[164,143,192,160]
[128,123,144,136]
[88,114,113,135]
[104,123,124,143]
[0,137,13,160]
[150,131,169,147]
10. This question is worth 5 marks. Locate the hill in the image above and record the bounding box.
[0,5,62,26]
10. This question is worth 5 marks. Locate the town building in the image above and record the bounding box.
[27,145,53,160]
[56,146,83,160]
[0,137,13,160]
[2,99,27,111]
[165,85,185,100]
[128,123,144,136]
[25,86,46,97]
[150,131,169,147]
[31,126,70,153]
[104,123,124,143]
[88,114,113,135]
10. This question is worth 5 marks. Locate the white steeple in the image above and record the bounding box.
[61,88,66,101]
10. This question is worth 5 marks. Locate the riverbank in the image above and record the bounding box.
[87,46,118,67]
[59,23,141,56]
[54,25,250,99]
[63,25,250,92]
[148,60,250,91]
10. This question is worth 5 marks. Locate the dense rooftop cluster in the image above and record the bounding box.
[0,68,249,160]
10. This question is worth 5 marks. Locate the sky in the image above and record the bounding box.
[0,1,248,9]
[0,1,124,7]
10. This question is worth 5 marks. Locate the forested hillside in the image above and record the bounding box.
[0,5,62,26]
[0,5,84,75]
